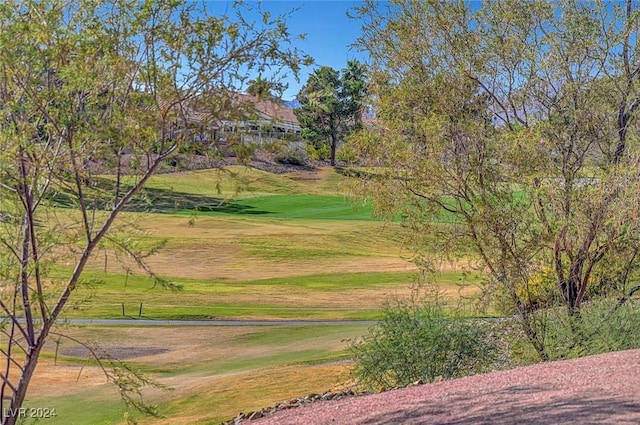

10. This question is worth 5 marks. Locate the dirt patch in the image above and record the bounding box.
[286,166,331,182]
[29,360,109,398]
[248,159,318,175]
[59,345,169,360]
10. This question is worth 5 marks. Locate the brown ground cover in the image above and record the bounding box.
[252,349,640,425]
[27,324,363,423]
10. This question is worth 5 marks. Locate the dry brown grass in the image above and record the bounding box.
[80,214,417,281]
[28,324,364,424]
[145,362,353,425]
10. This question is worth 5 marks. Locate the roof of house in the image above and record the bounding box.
[232,92,299,126]
[154,91,300,132]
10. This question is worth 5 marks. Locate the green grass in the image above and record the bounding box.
[246,271,420,290]
[230,324,365,346]
[55,270,428,320]
[173,194,376,220]
[67,269,413,289]
[22,394,129,425]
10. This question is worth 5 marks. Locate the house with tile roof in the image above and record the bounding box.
[178,92,302,147]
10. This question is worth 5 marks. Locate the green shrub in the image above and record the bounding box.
[274,147,307,166]
[164,155,189,170]
[542,296,640,360]
[178,140,207,156]
[260,139,288,157]
[227,139,256,164]
[498,294,640,364]
[349,298,500,390]
[336,143,359,164]
[306,142,331,161]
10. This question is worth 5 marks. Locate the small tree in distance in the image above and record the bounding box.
[295,60,367,166]
[0,0,307,423]
[247,76,288,101]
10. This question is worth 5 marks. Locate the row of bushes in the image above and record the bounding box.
[349,293,640,391]
[274,143,359,166]
[166,138,358,168]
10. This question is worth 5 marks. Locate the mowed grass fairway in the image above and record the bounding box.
[27,166,480,424]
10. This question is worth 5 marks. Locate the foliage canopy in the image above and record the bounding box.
[295,61,367,165]
[352,0,640,359]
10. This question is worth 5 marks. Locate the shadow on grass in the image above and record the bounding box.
[128,186,270,215]
[49,178,271,216]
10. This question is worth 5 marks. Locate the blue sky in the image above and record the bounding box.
[205,1,368,100]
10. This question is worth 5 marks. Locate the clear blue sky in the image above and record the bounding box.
[205,1,368,100]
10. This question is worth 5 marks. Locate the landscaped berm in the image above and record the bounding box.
[248,349,640,425]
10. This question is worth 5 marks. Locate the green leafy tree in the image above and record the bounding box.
[0,1,306,423]
[352,0,640,360]
[295,60,367,166]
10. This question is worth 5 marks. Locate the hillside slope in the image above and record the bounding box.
[251,349,640,425]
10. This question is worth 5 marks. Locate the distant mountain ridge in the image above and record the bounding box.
[283,99,301,109]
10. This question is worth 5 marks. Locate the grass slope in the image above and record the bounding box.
[129,167,374,220]
[32,165,480,424]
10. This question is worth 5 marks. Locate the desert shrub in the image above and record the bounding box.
[178,140,208,156]
[500,293,640,364]
[542,296,640,360]
[163,155,190,171]
[227,139,256,164]
[274,146,307,166]
[260,139,289,157]
[350,298,500,391]
[306,142,331,161]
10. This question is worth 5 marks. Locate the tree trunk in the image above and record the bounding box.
[330,134,337,166]
[4,341,45,425]
[563,278,579,317]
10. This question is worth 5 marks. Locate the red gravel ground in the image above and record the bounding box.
[252,349,640,425]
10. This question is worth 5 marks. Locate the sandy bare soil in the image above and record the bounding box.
[252,349,640,425]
